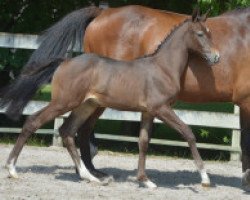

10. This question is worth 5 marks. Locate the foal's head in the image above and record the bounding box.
[186,9,220,65]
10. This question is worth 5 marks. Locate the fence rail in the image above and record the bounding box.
[0,32,241,161]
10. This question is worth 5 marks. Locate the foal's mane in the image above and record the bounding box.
[140,18,190,58]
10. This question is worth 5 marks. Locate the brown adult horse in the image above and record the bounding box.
[82,6,250,189]
[4,11,219,187]
[1,5,250,188]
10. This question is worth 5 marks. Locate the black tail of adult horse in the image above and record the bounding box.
[0,58,64,120]
[0,6,102,120]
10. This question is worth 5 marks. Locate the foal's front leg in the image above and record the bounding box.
[137,112,156,188]
[154,105,210,187]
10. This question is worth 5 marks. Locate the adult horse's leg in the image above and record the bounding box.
[240,107,250,190]
[77,107,108,178]
[154,105,210,187]
[5,103,70,178]
[137,113,156,188]
[59,102,109,183]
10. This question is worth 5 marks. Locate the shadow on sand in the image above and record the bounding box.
[15,165,245,191]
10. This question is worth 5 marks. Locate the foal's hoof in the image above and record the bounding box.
[5,165,19,179]
[139,179,157,189]
[201,170,211,188]
[201,182,211,187]
[201,179,211,187]
[242,169,250,192]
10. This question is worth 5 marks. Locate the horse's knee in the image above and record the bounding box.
[21,116,39,136]
[58,116,77,138]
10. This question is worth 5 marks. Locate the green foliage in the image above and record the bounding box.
[108,0,196,14]
[0,49,32,73]
[199,129,210,138]
[223,136,230,144]
[198,0,250,16]
[225,0,250,9]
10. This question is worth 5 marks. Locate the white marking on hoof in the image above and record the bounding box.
[139,179,157,189]
[5,162,19,179]
[90,142,98,160]
[78,160,101,183]
[200,169,210,187]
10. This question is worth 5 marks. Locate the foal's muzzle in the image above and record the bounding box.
[204,49,220,65]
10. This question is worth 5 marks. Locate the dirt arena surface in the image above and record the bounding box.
[0,144,249,200]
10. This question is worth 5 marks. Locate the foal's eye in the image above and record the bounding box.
[196,31,204,37]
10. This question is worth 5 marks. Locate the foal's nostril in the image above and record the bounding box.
[215,53,220,63]
[213,50,220,63]
[204,51,220,65]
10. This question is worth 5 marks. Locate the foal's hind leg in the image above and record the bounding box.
[6,103,70,178]
[77,107,108,179]
[59,102,104,183]
[137,113,156,188]
[154,105,210,187]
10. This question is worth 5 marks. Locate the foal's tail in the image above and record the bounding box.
[0,58,64,120]
[0,6,102,120]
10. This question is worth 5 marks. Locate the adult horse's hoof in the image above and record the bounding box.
[242,169,250,192]
[139,179,157,189]
[5,164,19,179]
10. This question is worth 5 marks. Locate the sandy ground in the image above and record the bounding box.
[0,144,249,200]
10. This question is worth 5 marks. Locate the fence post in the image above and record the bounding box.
[230,105,241,161]
[52,117,64,147]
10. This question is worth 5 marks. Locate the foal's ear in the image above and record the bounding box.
[192,7,200,22]
[199,8,210,22]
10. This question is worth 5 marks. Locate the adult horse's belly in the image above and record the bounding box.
[84,5,234,103]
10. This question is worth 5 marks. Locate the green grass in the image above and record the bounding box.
[0,133,51,147]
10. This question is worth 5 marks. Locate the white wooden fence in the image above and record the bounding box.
[0,32,241,161]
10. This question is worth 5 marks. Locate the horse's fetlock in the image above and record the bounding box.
[137,174,148,182]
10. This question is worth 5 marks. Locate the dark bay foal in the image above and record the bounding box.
[5,10,219,187]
